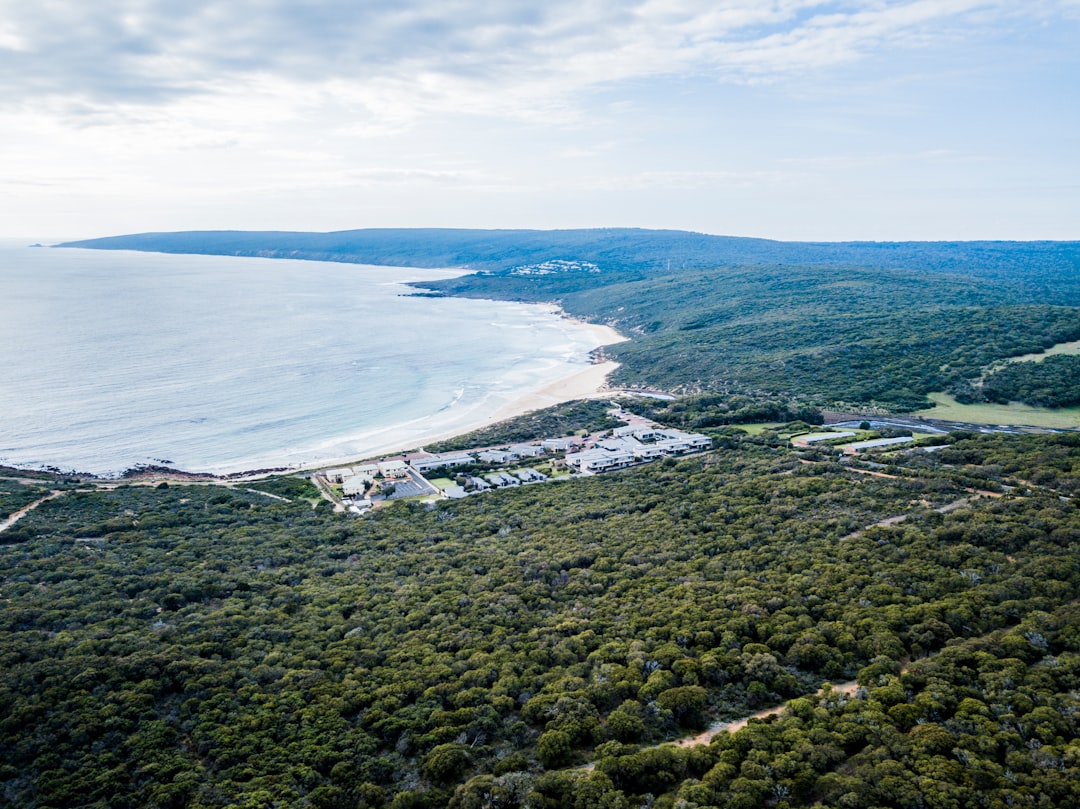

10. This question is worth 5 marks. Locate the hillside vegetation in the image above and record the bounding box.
[434,265,1080,411]
[3,432,1080,807]
[424,400,622,452]
[976,355,1080,408]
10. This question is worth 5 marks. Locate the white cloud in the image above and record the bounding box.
[1,0,1069,126]
[1,0,1077,239]
[578,168,809,191]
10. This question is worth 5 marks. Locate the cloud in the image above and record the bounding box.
[3,0,1075,127]
[578,168,809,192]
[0,3,1073,169]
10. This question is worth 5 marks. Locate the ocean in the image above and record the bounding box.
[0,244,609,476]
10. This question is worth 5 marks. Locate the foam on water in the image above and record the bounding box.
[0,245,608,476]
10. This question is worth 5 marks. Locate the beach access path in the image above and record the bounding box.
[0,490,66,534]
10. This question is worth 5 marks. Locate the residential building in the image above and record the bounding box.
[798,431,857,444]
[342,475,371,497]
[411,453,475,474]
[566,445,634,472]
[509,443,545,458]
[541,438,579,453]
[378,460,409,479]
[848,436,915,452]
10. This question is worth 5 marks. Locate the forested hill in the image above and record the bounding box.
[58,229,1080,410]
[56,229,1080,291]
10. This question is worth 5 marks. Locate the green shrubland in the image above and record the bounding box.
[3,432,1080,806]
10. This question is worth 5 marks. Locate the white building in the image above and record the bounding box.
[566,445,635,473]
[541,438,578,453]
[348,498,372,514]
[848,436,914,452]
[686,433,712,450]
[567,428,711,473]
[411,453,474,474]
[655,436,691,454]
[485,472,520,487]
[378,460,409,479]
[798,431,857,444]
[342,474,372,496]
[653,430,711,453]
[632,442,666,461]
[324,467,354,484]
[509,443,545,458]
[478,449,514,464]
[353,463,380,479]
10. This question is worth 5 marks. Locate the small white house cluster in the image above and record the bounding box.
[411,441,560,474]
[325,461,409,497]
[319,417,715,509]
[483,468,548,488]
[565,426,712,473]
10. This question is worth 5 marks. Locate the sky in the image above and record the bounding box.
[1,0,1078,242]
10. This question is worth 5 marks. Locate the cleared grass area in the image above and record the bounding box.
[426,477,456,490]
[927,392,1080,429]
[730,423,784,436]
[998,339,1080,366]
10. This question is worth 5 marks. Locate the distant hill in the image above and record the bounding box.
[57,228,1080,289]
[58,228,1080,410]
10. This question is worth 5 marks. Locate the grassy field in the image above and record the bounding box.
[998,339,1080,366]
[926,392,1080,429]
[729,423,784,436]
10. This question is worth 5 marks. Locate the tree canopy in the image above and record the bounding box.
[3,431,1080,807]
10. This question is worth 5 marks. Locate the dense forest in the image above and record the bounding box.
[429,266,1080,411]
[61,229,1080,411]
[3,430,1080,807]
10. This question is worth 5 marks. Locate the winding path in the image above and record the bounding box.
[0,491,66,535]
[241,488,292,503]
[670,680,860,749]
[575,680,862,772]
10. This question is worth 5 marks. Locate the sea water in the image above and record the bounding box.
[0,244,607,476]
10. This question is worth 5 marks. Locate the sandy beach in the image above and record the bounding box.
[274,365,622,478]
[488,360,622,421]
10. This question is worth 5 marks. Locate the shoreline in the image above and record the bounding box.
[8,317,628,484]
[276,356,626,480]
[2,245,631,482]
[238,314,627,479]
[113,361,624,483]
